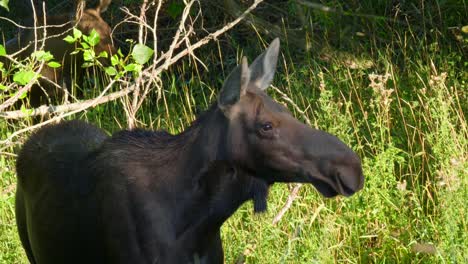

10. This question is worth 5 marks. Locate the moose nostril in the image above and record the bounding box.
[336,175,356,197]
[335,164,364,193]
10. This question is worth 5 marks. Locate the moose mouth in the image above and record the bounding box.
[308,174,357,198]
[308,177,339,198]
[256,164,363,198]
[281,169,362,198]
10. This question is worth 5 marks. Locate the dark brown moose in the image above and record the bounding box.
[15,38,364,264]
[3,0,114,107]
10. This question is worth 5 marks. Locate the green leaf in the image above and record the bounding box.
[47,61,61,68]
[105,66,118,76]
[0,84,7,91]
[20,104,34,115]
[87,29,100,47]
[98,51,108,59]
[117,48,124,57]
[32,51,54,62]
[63,35,76,44]
[73,28,82,39]
[135,64,143,72]
[124,63,142,74]
[124,63,138,72]
[32,50,45,60]
[0,0,9,11]
[13,70,37,85]
[83,49,95,62]
[70,50,80,55]
[167,2,184,19]
[43,52,54,62]
[0,44,6,56]
[110,54,119,66]
[18,91,28,99]
[462,25,468,34]
[80,42,90,49]
[131,44,154,65]
[81,62,94,68]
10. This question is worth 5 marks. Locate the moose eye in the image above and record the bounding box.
[260,122,273,132]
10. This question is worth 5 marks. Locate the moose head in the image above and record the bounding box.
[217,39,364,197]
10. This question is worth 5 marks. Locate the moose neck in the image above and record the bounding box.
[182,104,231,179]
[168,104,230,236]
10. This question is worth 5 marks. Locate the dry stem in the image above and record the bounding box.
[272,183,302,225]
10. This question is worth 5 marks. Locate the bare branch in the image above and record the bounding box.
[272,183,302,225]
[271,85,312,126]
[0,80,121,148]
[0,80,129,120]
[138,0,149,44]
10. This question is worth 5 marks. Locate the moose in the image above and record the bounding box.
[15,39,364,263]
[16,120,269,264]
[2,0,115,108]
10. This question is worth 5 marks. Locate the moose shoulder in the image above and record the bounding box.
[15,38,364,264]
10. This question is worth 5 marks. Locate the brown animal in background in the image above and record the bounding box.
[4,0,115,108]
[16,39,364,264]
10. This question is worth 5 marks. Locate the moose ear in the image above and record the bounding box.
[97,0,112,13]
[218,57,250,112]
[248,38,280,91]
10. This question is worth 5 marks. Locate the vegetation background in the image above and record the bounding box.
[0,0,466,263]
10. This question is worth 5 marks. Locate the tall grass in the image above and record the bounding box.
[220,37,466,262]
[0,1,466,263]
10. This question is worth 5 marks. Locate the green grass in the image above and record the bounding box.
[1,1,467,263]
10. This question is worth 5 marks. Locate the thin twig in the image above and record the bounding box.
[126,0,150,129]
[152,0,162,62]
[159,0,196,70]
[271,85,312,126]
[272,183,302,225]
[138,0,149,44]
